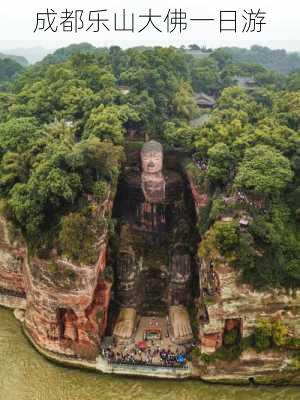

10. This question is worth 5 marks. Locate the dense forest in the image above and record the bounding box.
[219,45,300,75]
[0,58,25,90]
[0,43,299,289]
[0,53,28,67]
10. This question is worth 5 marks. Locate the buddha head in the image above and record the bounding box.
[141,140,163,174]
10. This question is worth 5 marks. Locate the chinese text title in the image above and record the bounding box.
[34,8,267,34]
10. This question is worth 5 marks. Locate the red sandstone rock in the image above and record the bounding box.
[0,193,115,359]
[0,217,26,300]
[186,170,300,356]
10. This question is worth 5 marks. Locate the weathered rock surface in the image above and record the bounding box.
[0,194,114,360]
[24,242,111,359]
[200,262,300,353]
[0,217,26,309]
[186,165,300,382]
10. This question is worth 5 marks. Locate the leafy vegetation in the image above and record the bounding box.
[0,53,28,67]
[190,85,300,288]
[197,319,298,366]
[0,43,298,284]
[219,45,300,75]
[198,336,253,364]
[0,58,25,89]
[254,319,289,351]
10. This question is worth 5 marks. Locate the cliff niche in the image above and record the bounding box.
[110,141,197,346]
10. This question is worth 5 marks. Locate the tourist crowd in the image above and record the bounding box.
[192,156,208,171]
[102,344,187,368]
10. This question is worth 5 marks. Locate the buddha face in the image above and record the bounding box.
[141,151,163,174]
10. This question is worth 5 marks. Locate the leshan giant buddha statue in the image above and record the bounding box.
[113,140,193,343]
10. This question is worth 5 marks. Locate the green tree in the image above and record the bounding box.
[0,58,24,84]
[172,81,198,119]
[214,221,239,254]
[207,143,234,185]
[254,320,272,352]
[234,145,293,196]
[191,57,221,94]
[84,104,139,145]
[0,117,40,158]
[58,211,103,265]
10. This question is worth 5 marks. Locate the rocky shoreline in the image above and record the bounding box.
[17,311,299,385]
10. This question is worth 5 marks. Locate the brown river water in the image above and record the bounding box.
[0,308,299,400]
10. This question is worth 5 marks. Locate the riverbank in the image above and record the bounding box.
[22,313,300,385]
[1,307,300,400]
[0,291,26,310]
[23,324,192,379]
[0,300,299,385]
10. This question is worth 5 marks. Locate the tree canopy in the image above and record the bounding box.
[0,44,299,282]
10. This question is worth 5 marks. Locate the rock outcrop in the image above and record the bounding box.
[199,261,300,353]
[23,194,114,359]
[186,163,300,382]
[24,243,111,359]
[0,217,26,309]
[0,193,115,360]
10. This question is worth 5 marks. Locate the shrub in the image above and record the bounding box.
[214,220,239,254]
[254,319,289,351]
[255,328,272,352]
[223,329,239,347]
[199,352,211,364]
[59,211,103,265]
[287,337,300,349]
[212,343,243,361]
[254,320,272,351]
[191,347,202,359]
[92,180,108,203]
[272,320,288,347]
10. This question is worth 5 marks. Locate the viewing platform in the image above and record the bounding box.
[100,316,193,378]
[96,356,192,379]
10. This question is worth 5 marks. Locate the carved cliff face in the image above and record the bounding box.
[141,141,163,174]
[142,151,163,174]
[141,141,165,204]
[142,178,164,201]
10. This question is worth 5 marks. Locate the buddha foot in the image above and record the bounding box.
[169,305,193,343]
[113,307,137,339]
